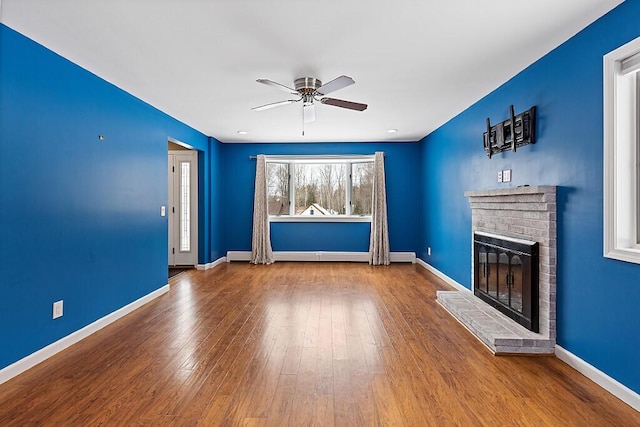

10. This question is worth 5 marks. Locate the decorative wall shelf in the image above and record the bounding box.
[483,105,536,158]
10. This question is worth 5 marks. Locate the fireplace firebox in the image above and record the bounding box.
[474,232,539,332]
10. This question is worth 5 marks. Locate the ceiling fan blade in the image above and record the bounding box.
[252,99,299,111]
[303,103,316,123]
[256,79,298,95]
[320,97,368,111]
[315,75,355,96]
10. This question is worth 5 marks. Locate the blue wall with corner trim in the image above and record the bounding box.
[209,136,226,262]
[0,24,216,370]
[220,142,420,254]
[419,1,640,394]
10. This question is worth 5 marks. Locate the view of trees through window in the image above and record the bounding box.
[266,159,374,216]
[266,163,289,216]
[351,162,374,215]
[294,164,346,215]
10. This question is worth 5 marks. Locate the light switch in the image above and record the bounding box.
[497,170,503,183]
[161,206,166,217]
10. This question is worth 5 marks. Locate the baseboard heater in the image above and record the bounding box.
[226,251,416,263]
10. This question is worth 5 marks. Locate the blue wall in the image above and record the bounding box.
[220,142,420,253]
[0,25,216,370]
[420,1,640,394]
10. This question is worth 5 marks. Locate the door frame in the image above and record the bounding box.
[168,147,198,266]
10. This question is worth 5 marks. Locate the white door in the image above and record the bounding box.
[168,151,198,266]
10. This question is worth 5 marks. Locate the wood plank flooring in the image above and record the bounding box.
[1,262,638,426]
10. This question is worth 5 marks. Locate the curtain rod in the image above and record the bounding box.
[248,153,384,160]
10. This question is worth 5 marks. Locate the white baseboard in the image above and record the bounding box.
[0,284,170,386]
[416,258,470,292]
[197,256,227,270]
[226,251,416,263]
[555,345,640,412]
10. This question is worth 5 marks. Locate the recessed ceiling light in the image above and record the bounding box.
[387,129,398,133]
[237,130,248,135]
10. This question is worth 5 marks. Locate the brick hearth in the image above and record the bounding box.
[437,186,557,354]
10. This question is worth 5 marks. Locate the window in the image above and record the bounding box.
[293,163,346,215]
[266,162,289,216]
[604,35,640,264]
[265,155,374,222]
[351,162,374,215]
[180,161,191,252]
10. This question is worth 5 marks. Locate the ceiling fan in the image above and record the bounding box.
[251,75,367,125]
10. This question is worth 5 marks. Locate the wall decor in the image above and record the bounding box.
[483,105,536,158]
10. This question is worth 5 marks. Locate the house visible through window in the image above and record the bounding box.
[603,35,640,264]
[265,156,374,221]
[293,163,346,215]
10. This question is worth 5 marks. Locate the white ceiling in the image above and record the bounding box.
[1,0,623,143]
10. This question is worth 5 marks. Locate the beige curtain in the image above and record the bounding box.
[369,151,390,265]
[251,155,275,264]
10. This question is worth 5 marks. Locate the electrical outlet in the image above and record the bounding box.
[497,170,503,183]
[503,169,512,182]
[161,205,166,217]
[53,300,63,319]
[427,247,431,256]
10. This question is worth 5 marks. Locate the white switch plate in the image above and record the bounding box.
[503,169,512,182]
[53,300,63,319]
[161,206,166,217]
[427,247,431,256]
[497,170,503,183]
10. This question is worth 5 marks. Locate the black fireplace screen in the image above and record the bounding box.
[474,232,539,332]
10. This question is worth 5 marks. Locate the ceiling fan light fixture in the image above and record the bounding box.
[252,75,367,123]
[303,103,316,123]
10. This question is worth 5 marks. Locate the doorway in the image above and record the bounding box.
[168,146,198,266]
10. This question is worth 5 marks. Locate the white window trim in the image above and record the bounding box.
[265,154,376,163]
[265,154,374,223]
[269,215,372,223]
[604,35,640,264]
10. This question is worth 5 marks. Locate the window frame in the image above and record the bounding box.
[603,35,640,264]
[265,155,374,223]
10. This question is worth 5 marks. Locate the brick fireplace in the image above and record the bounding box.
[437,186,557,354]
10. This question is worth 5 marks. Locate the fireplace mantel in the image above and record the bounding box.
[464,185,556,198]
[437,186,557,354]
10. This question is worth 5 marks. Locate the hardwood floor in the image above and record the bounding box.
[1,263,638,426]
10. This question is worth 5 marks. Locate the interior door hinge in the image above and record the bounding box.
[172,248,175,254]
